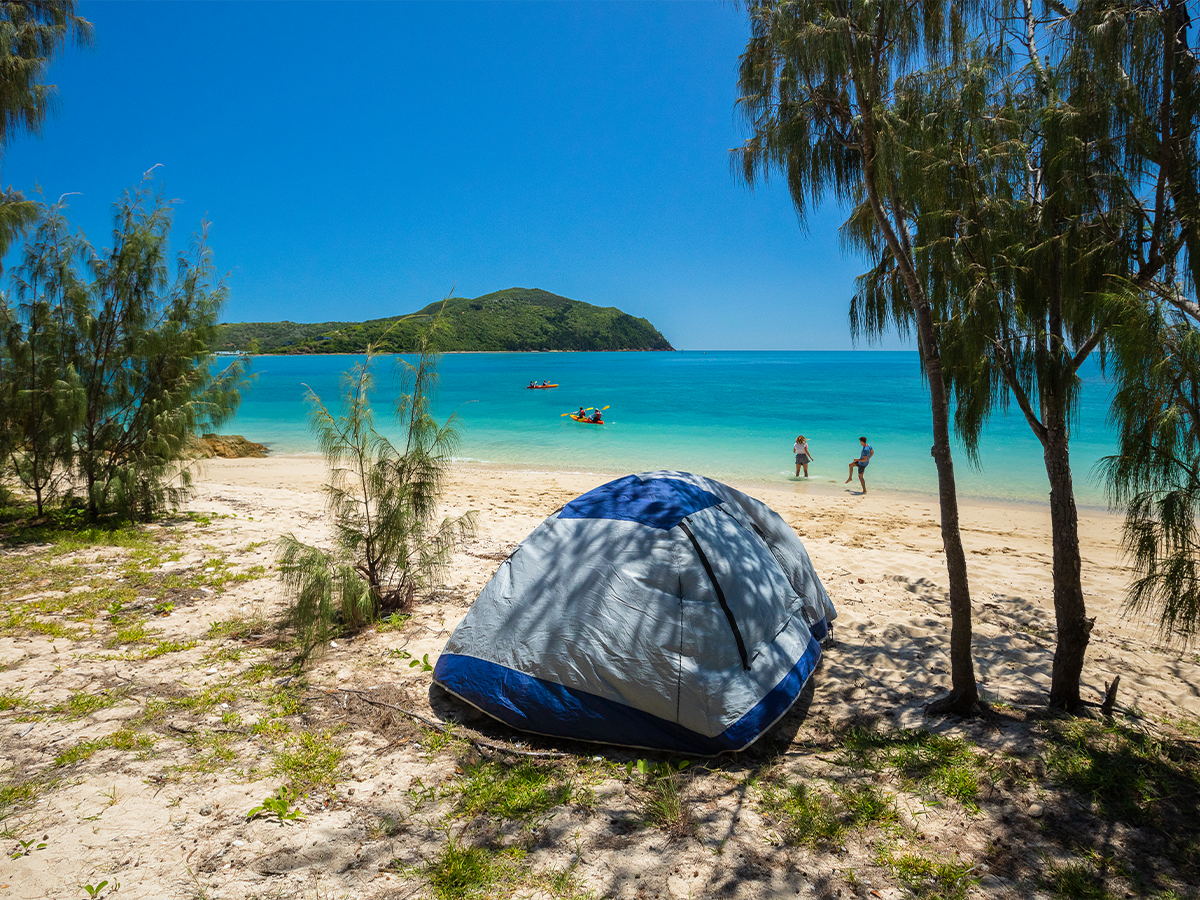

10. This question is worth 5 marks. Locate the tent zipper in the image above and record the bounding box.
[679,519,751,671]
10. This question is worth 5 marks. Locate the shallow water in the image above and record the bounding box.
[222,350,1115,508]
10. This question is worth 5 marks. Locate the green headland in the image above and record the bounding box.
[214,288,674,353]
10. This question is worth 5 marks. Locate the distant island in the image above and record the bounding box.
[214,288,675,354]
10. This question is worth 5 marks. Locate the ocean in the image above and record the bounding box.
[221,350,1115,508]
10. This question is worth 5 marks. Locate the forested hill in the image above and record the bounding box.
[214,288,675,353]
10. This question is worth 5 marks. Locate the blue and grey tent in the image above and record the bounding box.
[433,471,836,754]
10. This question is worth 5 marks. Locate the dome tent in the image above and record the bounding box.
[433,471,836,754]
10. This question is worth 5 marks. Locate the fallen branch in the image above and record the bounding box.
[333,688,568,759]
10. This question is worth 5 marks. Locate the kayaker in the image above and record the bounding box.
[591,410,603,423]
[578,407,586,418]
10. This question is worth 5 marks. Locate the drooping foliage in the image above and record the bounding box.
[1090,1,1200,643]
[0,179,247,521]
[276,322,477,661]
[737,0,1200,705]
[736,0,983,714]
[0,1,92,259]
[1105,298,1200,640]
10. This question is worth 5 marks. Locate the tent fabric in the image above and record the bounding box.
[433,471,837,754]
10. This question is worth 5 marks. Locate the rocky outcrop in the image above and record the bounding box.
[193,434,269,459]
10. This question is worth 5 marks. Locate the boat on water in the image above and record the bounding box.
[526,383,559,389]
[569,414,604,425]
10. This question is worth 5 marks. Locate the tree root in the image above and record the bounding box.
[1101,675,1121,717]
[926,689,983,717]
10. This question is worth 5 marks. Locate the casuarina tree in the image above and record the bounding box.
[735,0,982,714]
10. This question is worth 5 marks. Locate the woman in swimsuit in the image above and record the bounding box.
[793,435,813,477]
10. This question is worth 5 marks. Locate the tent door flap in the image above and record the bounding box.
[678,519,750,671]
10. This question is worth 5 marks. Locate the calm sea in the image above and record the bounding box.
[221,350,1115,508]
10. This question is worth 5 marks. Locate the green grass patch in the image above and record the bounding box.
[107,621,152,646]
[760,779,897,847]
[412,838,592,900]
[837,727,983,810]
[206,615,268,641]
[273,730,344,791]
[421,724,468,756]
[1043,859,1118,900]
[375,611,411,632]
[0,608,82,641]
[0,507,158,553]
[171,685,237,714]
[628,760,692,836]
[201,644,243,665]
[421,840,503,900]
[135,638,198,660]
[1044,719,1200,828]
[879,846,978,900]
[452,759,573,822]
[54,737,108,767]
[159,557,266,594]
[0,773,56,819]
[252,717,289,741]
[239,661,277,684]
[50,690,124,719]
[171,730,239,777]
[53,726,154,767]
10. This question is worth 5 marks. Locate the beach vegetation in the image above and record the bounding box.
[245,785,304,823]
[735,0,980,714]
[450,759,573,823]
[1105,308,1200,643]
[836,726,983,811]
[272,729,344,792]
[878,847,977,900]
[736,1,1199,711]
[0,772,56,820]
[0,1,92,261]
[891,2,1198,710]
[418,838,505,900]
[627,758,693,835]
[1042,718,1200,834]
[276,324,477,660]
[0,178,249,523]
[410,834,593,900]
[760,778,898,847]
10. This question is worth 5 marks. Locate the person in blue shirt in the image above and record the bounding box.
[845,436,874,493]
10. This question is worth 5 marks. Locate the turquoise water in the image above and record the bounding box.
[224,351,1115,508]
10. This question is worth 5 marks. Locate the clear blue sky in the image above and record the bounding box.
[3,0,905,351]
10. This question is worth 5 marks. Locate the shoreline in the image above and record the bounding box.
[217,452,1125,520]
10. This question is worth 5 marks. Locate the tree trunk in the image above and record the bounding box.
[856,169,978,715]
[915,302,979,716]
[1043,405,1091,710]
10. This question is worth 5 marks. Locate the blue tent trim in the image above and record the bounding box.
[433,631,825,755]
[558,474,722,531]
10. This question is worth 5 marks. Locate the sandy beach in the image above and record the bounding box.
[211,455,1196,720]
[1,455,1197,900]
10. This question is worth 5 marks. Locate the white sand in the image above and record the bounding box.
[1,455,1196,900]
